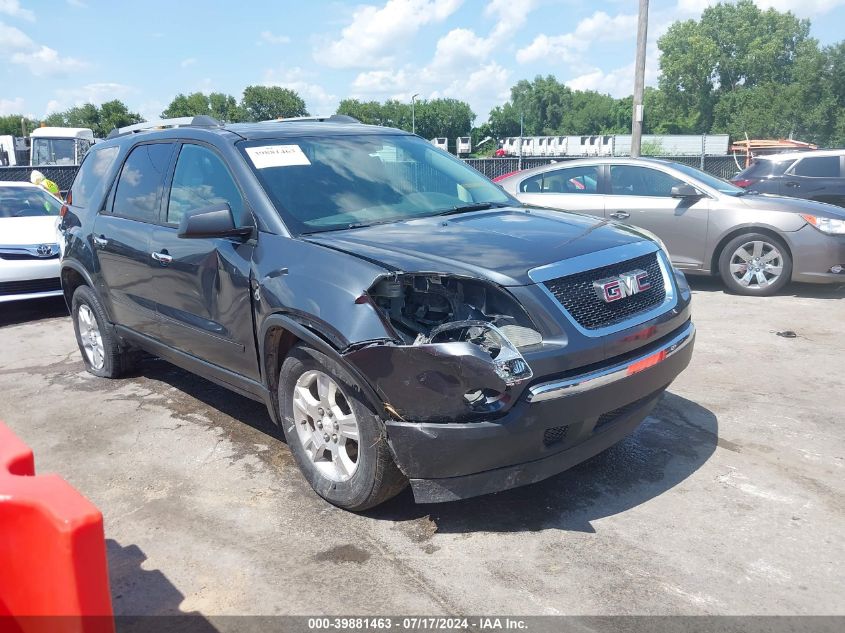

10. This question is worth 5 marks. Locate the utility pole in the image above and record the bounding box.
[411,93,419,135]
[518,111,524,171]
[631,0,649,158]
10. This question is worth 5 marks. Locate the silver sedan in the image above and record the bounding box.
[497,158,845,295]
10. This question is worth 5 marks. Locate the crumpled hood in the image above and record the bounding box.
[303,206,650,286]
[738,193,845,219]
[0,216,61,246]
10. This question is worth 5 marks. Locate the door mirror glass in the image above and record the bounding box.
[177,203,252,239]
[670,184,702,198]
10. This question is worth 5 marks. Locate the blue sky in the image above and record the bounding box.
[2,0,844,126]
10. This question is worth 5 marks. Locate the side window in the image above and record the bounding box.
[70,145,120,209]
[111,143,175,222]
[166,144,245,226]
[792,156,841,178]
[610,165,684,197]
[520,166,599,194]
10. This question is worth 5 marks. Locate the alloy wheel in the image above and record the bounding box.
[77,304,105,370]
[728,240,784,290]
[291,370,360,482]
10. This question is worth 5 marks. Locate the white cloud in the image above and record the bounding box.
[0,96,26,115]
[259,30,290,45]
[0,21,33,49]
[675,0,845,15]
[565,41,660,98]
[180,57,197,68]
[485,0,537,39]
[0,0,34,21]
[517,12,638,64]
[45,83,138,116]
[11,45,88,76]
[264,66,338,114]
[314,0,463,68]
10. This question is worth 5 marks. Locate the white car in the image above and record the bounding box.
[0,182,64,303]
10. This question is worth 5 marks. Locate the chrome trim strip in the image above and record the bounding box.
[0,244,61,258]
[526,321,695,403]
[528,241,659,283]
[529,242,677,338]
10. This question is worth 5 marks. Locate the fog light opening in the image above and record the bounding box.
[464,388,508,411]
[830,265,844,274]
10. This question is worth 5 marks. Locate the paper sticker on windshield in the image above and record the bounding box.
[246,145,311,168]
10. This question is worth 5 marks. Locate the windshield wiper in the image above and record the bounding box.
[433,202,508,216]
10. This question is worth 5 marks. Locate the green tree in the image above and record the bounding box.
[240,85,307,122]
[42,100,143,137]
[336,97,474,140]
[0,115,39,137]
[162,92,243,122]
[658,0,810,133]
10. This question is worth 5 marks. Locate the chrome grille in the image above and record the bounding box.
[543,252,665,330]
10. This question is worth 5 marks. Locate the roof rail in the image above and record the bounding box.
[260,114,361,124]
[106,115,222,139]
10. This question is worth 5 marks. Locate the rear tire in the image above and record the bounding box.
[718,233,792,296]
[71,285,135,378]
[278,344,407,511]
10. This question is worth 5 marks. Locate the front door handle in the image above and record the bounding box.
[785,181,800,188]
[151,251,173,266]
[609,211,630,220]
[92,235,108,248]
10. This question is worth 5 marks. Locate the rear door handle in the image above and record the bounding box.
[151,251,173,266]
[609,211,630,220]
[92,235,108,248]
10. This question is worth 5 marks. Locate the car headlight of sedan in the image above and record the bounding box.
[801,214,845,235]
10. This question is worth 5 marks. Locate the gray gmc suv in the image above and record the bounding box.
[60,116,695,510]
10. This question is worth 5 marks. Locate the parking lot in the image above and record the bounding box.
[1,278,842,617]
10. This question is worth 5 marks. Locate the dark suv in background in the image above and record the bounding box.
[59,115,695,510]
[732,150,845,207]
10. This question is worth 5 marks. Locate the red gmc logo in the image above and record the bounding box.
[593,269,651,303]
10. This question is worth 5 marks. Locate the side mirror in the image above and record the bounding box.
[671,184,702,198]
[177,203,252,239]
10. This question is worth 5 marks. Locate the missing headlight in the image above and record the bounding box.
[417,320,533,386]
[368,273,542,349]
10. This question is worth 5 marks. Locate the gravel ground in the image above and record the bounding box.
[0,277,842,618]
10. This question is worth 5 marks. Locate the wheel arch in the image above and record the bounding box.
[258,313,387,426]
[710,226,793,276]
[60,260,100,315]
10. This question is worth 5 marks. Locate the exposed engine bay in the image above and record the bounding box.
[367,273,542,388]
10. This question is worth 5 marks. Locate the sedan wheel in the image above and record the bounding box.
[728,240,784,290]
[718,232,792,296]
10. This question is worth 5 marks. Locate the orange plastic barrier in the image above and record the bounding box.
[0,423,113,633]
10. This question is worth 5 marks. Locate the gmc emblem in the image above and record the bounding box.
[593,269,651,303]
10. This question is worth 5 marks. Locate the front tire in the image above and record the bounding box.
[278,344,407,511]
[71,285,135,378]
[718,233,792,296]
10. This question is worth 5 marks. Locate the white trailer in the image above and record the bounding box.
[456,137,472,155]
[431,137,448,152]
[30,127,95,166]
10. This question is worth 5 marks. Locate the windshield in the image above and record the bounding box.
[668,162,745,196]
[0,187,62,218]
[239,134,514,234]
[32,138,77,166]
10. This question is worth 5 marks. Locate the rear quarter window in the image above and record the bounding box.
[70,145,120,209]
[739,159,793,179]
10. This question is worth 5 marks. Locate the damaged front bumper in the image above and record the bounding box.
[346,320,695,503]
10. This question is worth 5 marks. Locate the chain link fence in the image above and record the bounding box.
[0,166,80,192]
[0,156,744,197]
[465,156,743,181]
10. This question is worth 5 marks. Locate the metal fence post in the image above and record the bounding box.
[701,134,706,171]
